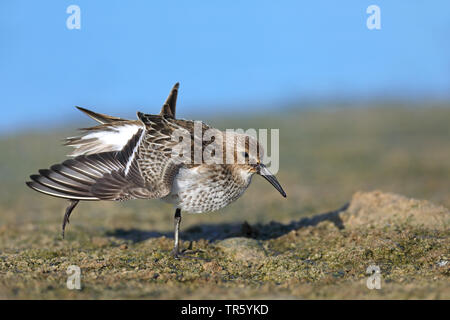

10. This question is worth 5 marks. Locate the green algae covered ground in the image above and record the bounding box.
[0,106,449,299]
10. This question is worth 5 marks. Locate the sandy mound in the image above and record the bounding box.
[339,191,450,230]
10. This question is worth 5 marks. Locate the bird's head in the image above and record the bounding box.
[229,133,286,198]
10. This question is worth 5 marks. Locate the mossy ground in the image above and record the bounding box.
[0,106,449,299]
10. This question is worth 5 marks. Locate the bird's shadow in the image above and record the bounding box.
[106,203,349,243]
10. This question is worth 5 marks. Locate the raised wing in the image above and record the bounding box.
[26,128,154,201]
[28,90,192,201]
[65,120,144,157]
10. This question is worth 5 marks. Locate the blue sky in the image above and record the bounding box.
[1,1,450,133]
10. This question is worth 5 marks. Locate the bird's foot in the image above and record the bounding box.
[172,242,206,260]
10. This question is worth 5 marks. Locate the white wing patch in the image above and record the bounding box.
[124,128,145,176]
[65,122,143,157]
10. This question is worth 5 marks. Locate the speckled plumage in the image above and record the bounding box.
[135,114,258,213]
[162,164,253,213]
[26,83,286,257]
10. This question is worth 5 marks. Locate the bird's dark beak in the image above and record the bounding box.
[257,164,287,198]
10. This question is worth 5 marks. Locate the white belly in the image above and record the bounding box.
[161,166,252,213]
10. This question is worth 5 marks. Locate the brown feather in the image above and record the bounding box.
[76,106,127,124]
[159,82,179,118]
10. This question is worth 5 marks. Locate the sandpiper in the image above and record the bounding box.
[26,83,286,258]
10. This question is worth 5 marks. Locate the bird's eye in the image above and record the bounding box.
[243,152,249,158]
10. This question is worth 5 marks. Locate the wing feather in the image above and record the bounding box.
[29,107,185,202]
[76,106,127,124]
[27,128,153,201]
[65,121,143,157]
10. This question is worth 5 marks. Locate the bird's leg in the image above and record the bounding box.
[173,208,182,258]
[62,200,79,239]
